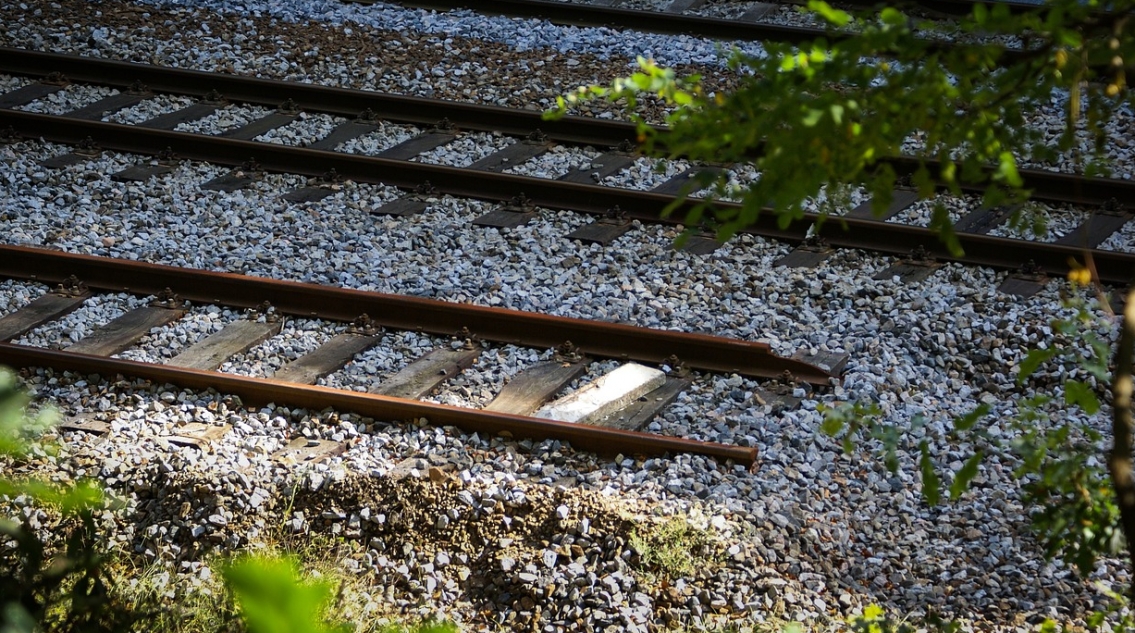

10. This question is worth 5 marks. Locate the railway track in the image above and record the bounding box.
[350,0,1059,43]
[344,0,1095,70]
[0,245,838,465]
[2,49,1134,288]
[2,0,1130,627]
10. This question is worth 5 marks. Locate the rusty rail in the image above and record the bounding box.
[3,108,1134,284]
[1,49,1133,207]
[0,342,759,465]
[0,245,831,384]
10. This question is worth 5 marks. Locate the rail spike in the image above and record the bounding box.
[908,245,934,264]
[151,288,187,309]
[347,313,381,336]
[52,275,88,298]
[42,72,68,86]
[157,147,181,165]
[126,80,151,96]
[454,326,480,350]
[75,136,101,155]
[601,205,627,225]
[277,98,301,115]
[663,354,690,378]
[506,192,533,211]
[249,300,280,323]
[1018,259,1046,280]
[236,158,262,176]
[356,108,378,124]
[555,341,582,363]
[771,369,801,396]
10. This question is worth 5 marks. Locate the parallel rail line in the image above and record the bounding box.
[2,49,1131,206]
[352,0,1092,64]
[1,51,1133,287]
[0,246,838,465]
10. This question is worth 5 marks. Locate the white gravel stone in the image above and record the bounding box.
[0,0,1132,630]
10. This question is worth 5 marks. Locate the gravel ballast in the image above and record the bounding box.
[0,1,1132,631]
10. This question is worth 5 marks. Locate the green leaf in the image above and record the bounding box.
[806,0,850,27]
[802,108,825,127]
[996,151,1023,187]
[949,452,983,500]
[820,415,844,437]
[972,2,988,24]
[879,7,905,25]
[919,441,940,506]
[223,555,342,633]
[1017,348,1057,384]
[953,403,990,432]
[1063,380,1101,414]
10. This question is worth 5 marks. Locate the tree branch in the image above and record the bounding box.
[1109,288,1135,599]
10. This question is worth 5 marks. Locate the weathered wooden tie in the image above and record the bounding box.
[845,189,919,221]
[137,99,222,130]
[201,159,261,192]
[664,0,706,11]
[370,347,480,400]
[168,318,283,371]
[953,205,1017,235]
[272,437,347,464]
[273,332,382,384]
[997,261,1049,297]
[68,293,187,356]
[307,121,379,151]
[650,167,720,196]
[221,112,298,141]
[588,376,690,431]
[559,151,635,184]
[566,207,633,245]
[0,82,64,109]
[40,137,101,168]
[535,362,667,424]
[1055,207,1132,248]
[775,238,834,269]
[468,138,550,172]
[377,130,457,160]
[873,246,942,283]
[111,149,181,182]
[63,91,147,120]
[0,282,90,342]
[283,170,346,203]
[473,194,539,229]
[740,3,779,20]
[484,359,588,416]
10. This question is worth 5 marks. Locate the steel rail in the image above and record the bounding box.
[0,342,759,465]
[0,245,831,384]
[4,109,1134,284]
[355,0,1069,64]
[362,0,1053,41]
[2,49,1132,207]
[0,48,635,149]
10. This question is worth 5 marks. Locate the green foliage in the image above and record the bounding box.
[819,401,906,473]
[0,367,136,633]
[545,0,1133,251]
[825,293,1121,578]
[844,604,960,633]
[629,516,718,580]
[223,554,352,633]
